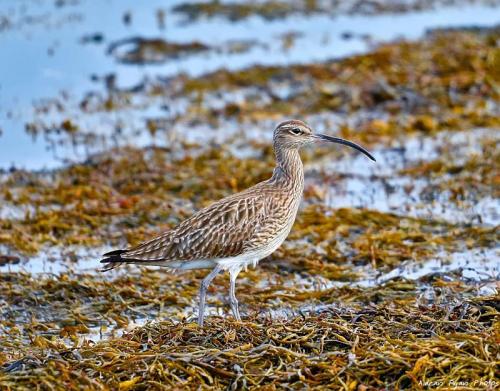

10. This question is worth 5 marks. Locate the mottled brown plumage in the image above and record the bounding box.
[101,119,375,325]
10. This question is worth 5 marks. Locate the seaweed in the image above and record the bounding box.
[0,273,498,390]
[0,145,496,271]
[0,10,499,390]
[23,28,500,154]
[107,37,209,65]
[172,0,500,23]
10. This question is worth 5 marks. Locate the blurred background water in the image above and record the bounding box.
[1,0,499,169]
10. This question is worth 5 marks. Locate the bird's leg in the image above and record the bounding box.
[198,264,223,327]
[229,266,242,321]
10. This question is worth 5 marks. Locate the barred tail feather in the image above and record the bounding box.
[100,249,168,271]
[100,249,126,271]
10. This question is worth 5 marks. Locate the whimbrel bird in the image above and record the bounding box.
[101,120,375,326]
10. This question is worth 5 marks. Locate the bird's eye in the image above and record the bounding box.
[290,128,301,135]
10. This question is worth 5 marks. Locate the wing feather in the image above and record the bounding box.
[119,188,273,264]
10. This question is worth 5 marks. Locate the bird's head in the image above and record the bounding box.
[273,119,376,161]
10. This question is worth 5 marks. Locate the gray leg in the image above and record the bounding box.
[229,266,242,321]
[198,265,223,327]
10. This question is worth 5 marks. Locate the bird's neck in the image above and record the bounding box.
[270,147,304,192]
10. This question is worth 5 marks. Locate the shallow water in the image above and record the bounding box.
[1,1,500,169]
[316,129,500,226]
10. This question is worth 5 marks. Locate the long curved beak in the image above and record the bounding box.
[314,134,376,161]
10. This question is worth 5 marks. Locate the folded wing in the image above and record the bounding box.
[100,188,277,269]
